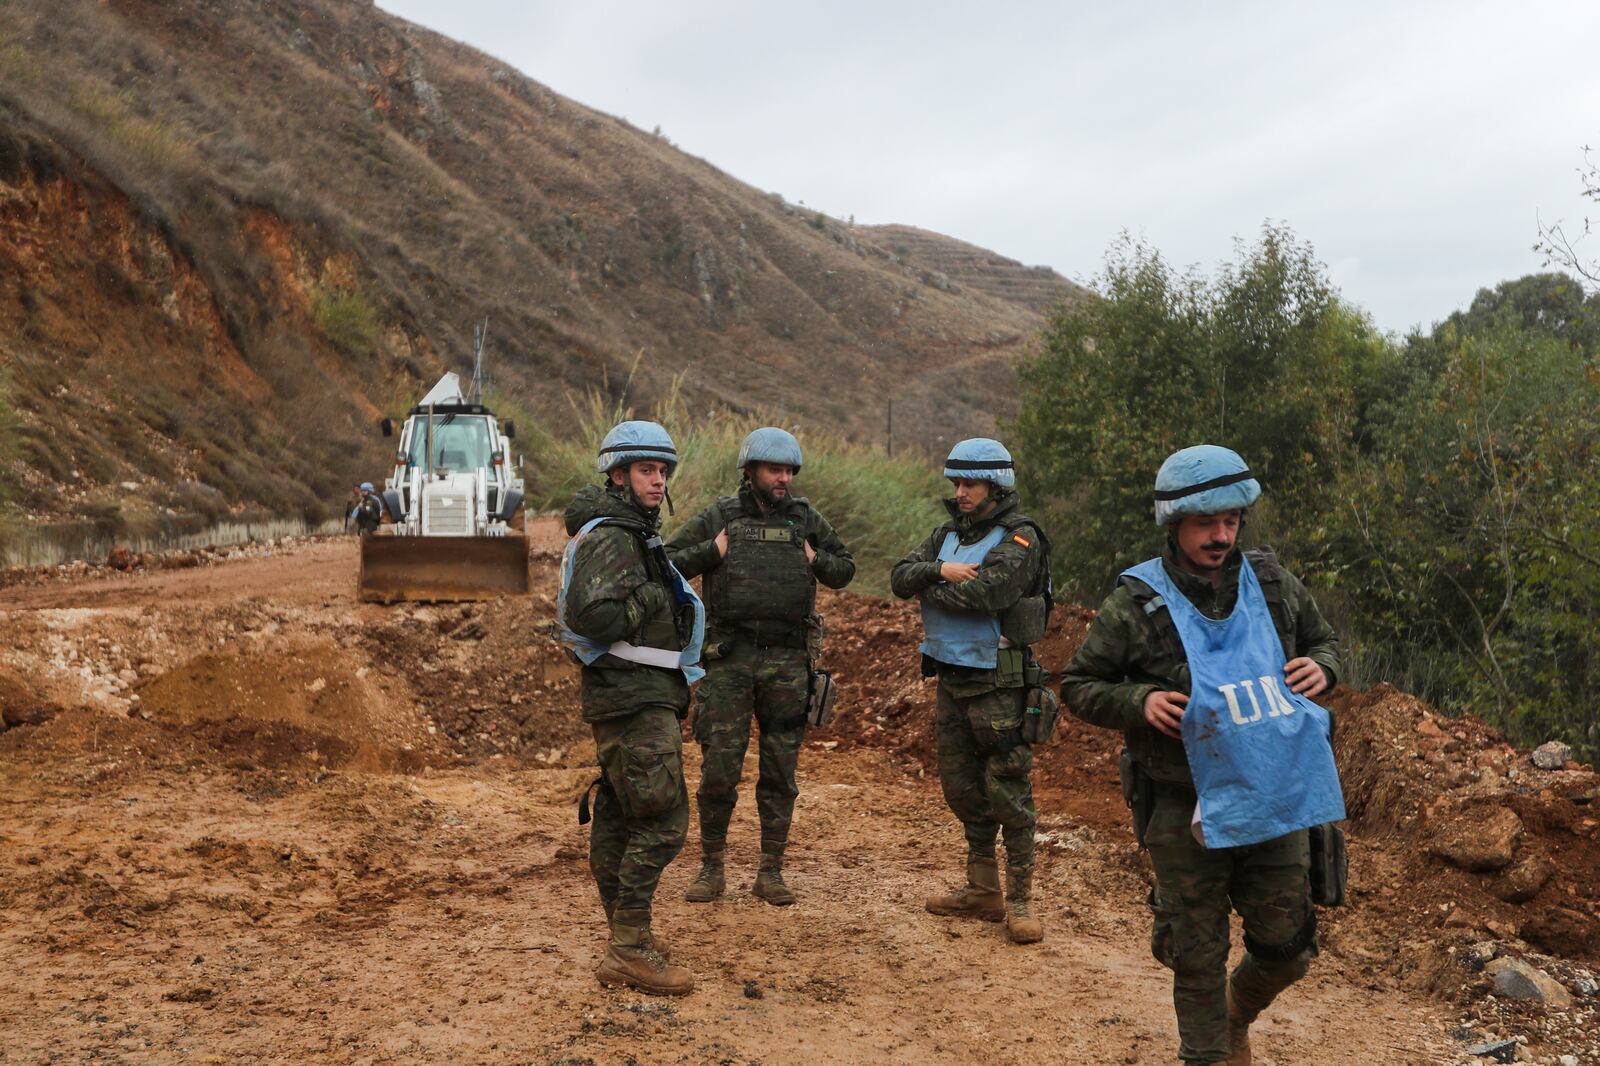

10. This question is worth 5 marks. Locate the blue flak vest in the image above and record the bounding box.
[559,517,706,686]
[1120,555,1345,849]
[920,524,1008,669]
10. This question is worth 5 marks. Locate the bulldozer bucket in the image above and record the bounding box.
[359,534,530,603]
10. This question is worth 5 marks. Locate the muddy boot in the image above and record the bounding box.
[925,855,1005,921]
[1224,982,1252,1066]
[684,843,726,903]
[751,849,796,906]
[600,896,669,958]
[596,909,694,997]
[1004,866,1044,944]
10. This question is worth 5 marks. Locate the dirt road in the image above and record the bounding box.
[0,528,1581,1063]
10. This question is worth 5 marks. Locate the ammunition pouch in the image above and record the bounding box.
[1244,909,1319,963]
[1308,823,1348,907]
[999,594,1049,648]
[1021,684,1060,745]
[1120,750,1155,848]
[1019,655,1058,744]
[806,669,838,728]
[994,647,1026,690]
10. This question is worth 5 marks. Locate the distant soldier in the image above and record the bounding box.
[666,428,855,907]
[557,421,704,997]
[343,484,364,533]
[890,438,1055,944]
[1061,445,1344,1066]
[353,482,383,536]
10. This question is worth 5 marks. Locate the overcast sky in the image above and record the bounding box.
[382,1,1600,334]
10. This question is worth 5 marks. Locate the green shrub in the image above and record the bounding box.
[311,286,380,355]
[523,381,946,595]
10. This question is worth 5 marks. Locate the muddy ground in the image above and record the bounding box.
[1,523,1597,1064]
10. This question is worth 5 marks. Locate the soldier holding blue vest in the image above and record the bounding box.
[559,421,705,997]
[891,438,1054,945]
[1062,445,1344,1066]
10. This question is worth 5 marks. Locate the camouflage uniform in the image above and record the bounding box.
[667,485,855,872]
[1062,545,1340,1066]
[354,494,383,535]
[563,484,693,923]
[890,491,1047,876]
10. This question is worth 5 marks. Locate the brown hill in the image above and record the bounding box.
[857,223,1090,314]
[0,0,1067,530]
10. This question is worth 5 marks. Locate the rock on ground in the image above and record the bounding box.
[1430,806,1523,872]
[1483,957,1574,1009]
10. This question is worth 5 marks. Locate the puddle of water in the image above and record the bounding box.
[2,515,342,567]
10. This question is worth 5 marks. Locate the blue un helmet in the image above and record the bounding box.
[1153,445,1260,527]
[737,427,803,471]
[360,482,375,493]
[943,437,1015,488]
[596,420,678,476]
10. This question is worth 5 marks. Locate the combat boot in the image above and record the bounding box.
[1004,866,1044,944]
[925,855,1006,921]
[602,897,671,959]
[751,849,796,906]
[596,909,694,997]
[1224,982,1252,1066]
[684,843,726,903]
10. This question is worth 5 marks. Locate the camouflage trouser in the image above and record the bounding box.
[692,642,809,852]
[589,706,689,917]
[1145,789,1316,1066]
[934,682,1036,870]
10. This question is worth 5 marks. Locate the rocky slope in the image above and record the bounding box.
[0,0,1072,531]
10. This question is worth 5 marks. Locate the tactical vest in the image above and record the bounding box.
[558,517,706,685]
[1117,546,1293,785]
[921,524,1009,668]
[918,509,1054,667]
[703,497,815,626]
[1121,547,1291,662]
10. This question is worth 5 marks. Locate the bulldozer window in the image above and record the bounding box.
[407,415,494,473]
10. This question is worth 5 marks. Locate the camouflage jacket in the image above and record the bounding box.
[665,484,855,635]
[889,491,1047,697]
[1061,544,1341,784]
[563,483,691,723]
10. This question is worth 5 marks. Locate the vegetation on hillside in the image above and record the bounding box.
[519,379,947,596]
[1013,230,1600,761]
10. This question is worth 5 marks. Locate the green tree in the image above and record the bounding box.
[1011,225,1388,600]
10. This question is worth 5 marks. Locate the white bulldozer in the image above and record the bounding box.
[359,337,531,602]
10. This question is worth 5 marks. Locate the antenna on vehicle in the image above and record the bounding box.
[470,317,490,405]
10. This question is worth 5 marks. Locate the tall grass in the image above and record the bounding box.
[522,379,948,595]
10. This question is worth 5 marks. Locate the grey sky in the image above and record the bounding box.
[381,0,1600,333]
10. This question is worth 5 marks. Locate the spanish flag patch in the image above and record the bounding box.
[1012,534,1032,548]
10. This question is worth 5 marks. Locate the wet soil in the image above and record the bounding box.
[0,524,1594,1063]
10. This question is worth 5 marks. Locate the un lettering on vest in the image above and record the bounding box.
[1217,674,1297,726]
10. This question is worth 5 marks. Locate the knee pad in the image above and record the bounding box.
[1244,909,1318,964]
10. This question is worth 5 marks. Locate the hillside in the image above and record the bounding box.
[0,0,1067,532]
[857,223,1089,314]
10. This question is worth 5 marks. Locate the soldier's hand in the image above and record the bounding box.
[1284,657,1329,698]
[714,529,729,557]
[940,561,980,583]
[1142,689,1188,739]
[804,539,817,563]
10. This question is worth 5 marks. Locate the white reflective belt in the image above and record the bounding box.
[605,642,682,670]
